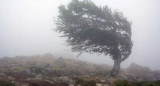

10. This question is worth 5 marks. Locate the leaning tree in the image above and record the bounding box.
[55,0,133,77]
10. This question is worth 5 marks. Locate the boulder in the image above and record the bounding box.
[54,57,66,67]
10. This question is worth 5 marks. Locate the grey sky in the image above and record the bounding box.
[0,0,160,70]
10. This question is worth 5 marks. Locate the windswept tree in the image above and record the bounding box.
[55,0,133,77]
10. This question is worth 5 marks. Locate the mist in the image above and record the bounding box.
[0,0,160,70]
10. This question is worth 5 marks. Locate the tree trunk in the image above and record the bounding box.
[110,59,121,77]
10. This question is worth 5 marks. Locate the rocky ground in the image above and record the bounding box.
[0,53,160,86]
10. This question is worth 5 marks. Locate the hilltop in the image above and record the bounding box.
[0,54,160,86]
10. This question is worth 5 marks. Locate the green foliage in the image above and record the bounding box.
[75,78,96,86]
[115,80,131,86]
[115,80,160,86]
[56,0,133,77]
[30,66,43,74]
[76,78,84,84]
[84,80,96,86]
[0,80,15,86]
[56,0,132,61]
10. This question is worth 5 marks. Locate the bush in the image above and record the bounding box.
[115,80,130,86]
[0,80,15,86]
[75,79,96,86]
[115,80,160,86]
[76,78,84,84]
[84,80,96,86]
[30,66,43,74]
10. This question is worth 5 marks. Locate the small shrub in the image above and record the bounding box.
[115,80,160,86]
[30,66,43,74]
[84,80,96,86]
[0,80,15,86]
[115,80,130,86]
[76,78,84,84]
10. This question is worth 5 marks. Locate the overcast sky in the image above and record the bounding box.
[0,0,160,70]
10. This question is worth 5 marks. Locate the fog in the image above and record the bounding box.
[0,0,160,70]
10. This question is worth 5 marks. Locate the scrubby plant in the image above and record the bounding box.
[84,80,96,86]
[30,66,43,74]
[76,78,84,84]
[0,80,15,86]
[115,80,160,86]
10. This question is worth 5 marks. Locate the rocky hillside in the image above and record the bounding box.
[120,63,160,81]
[0,54,111,86]
[0,54,160,86]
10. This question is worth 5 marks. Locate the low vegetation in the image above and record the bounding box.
[0,80,15,86]
[115,80,160,86]
[0,54,160,86]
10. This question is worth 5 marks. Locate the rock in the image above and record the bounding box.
[19,69,31,76]
[54,57,66,67]
[0,73,6,77]
[21,85,28,86]
[57,76,74,84]
[68,84,74,86]
[8,76,15,83]
[127,63,151,73]
[96,83,103,86]
[126,75,137,81]
[106,78,116,85]
[77,85,81,86]
[96,84,109,86]
[81,75,90,78]
[26,77,32,81]
[153,70,160,80]
[103,84,109,86]
[33,74,42,80]
[118,74,128,80]
[99,79,106,83]
[123,63,160,81]
[42,68,55,75]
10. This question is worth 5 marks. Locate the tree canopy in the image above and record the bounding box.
[55,0,133,77]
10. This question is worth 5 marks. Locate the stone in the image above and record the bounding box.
[57,76,74,84]
[20,69,31,76]
[68,84,74,86]
[96,83,103,86]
